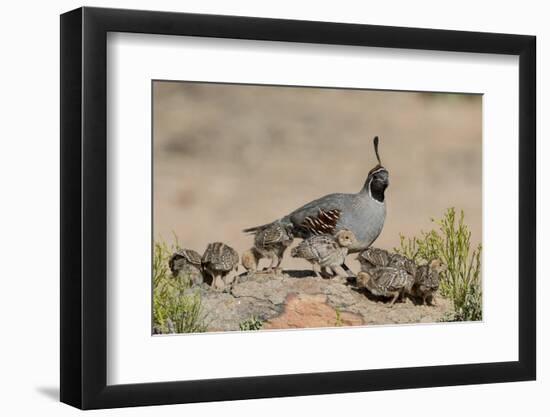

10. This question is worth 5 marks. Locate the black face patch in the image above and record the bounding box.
[370,179,387,202]
[368,169,389,202]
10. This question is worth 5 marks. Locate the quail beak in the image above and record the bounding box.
[375,170,389,186]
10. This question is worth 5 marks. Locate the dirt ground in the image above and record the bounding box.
[153,81,482,274]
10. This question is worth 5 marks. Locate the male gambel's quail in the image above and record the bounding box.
[244,136,389,253]
[357,267,415,307]
[412,259,444,306]
[202,242,239,291]
[168,248,204,285]
[291,230,356,278]
[253,221,294,272]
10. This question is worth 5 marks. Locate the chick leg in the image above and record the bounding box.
[389,291,400,307]
[320,266,333,278]
[208,273,216,289]
[204,271,214,287]
[312,263,322,278]
[266,254,278,273]
[356,271,370,288]
[213,274,225,291]
[333,265,349,279]
[274,254,284,274]
[245,260,257,275]
[425,293,437,306]
[224,273,235,288]
[341,262,356,278]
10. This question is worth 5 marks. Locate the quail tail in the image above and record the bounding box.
[243,216,291,234]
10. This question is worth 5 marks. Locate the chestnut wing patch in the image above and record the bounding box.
[300,208,341,236]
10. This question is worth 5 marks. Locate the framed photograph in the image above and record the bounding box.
[60,6,536,409]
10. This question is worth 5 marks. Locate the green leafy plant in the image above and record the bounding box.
[153,241,208,334]
[334,308,343,327]
[239,316,264,331]
[395,208,482,322]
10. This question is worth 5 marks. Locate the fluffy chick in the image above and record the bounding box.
[168,248,203,285]
[358,247,416,276]
[357,247,391,272]
[412,259,445,305]
[388,253,417,277]
[253,221,294,272]
[241,247,261,273]
[202,242,239,291]
[357,267,415,307]
[291,230,356,278]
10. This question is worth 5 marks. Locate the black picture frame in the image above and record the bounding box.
[60,6,536,410]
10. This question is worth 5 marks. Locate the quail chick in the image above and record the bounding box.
[253,221,294,273]
[357,247,391,272]
[241,247,261,273]
[291,230,356,278]
[168,248,204,285]
[388,253,417,277]
[412,259,444,305]
[358,247,417,277]
[357,267,415,307]
[202,242,239,291]
[244,137,389,253]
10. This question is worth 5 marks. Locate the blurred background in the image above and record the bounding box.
[153,81,481,269]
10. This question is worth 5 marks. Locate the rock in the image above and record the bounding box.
[264,294,363,329]
[196,270,452,332]
[200,290,283,332]
[231,275,289,305]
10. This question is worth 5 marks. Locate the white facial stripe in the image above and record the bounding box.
[370,167,387,176]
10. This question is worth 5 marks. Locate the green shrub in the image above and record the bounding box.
[239,316,264,331]
[395,208,482,322]
[334,308,343,327]
[153,241,208,334]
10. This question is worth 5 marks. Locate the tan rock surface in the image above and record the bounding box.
[264,294,364,329]
[199,270,452,332]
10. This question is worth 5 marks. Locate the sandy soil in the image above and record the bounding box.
[153,81,482,274]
